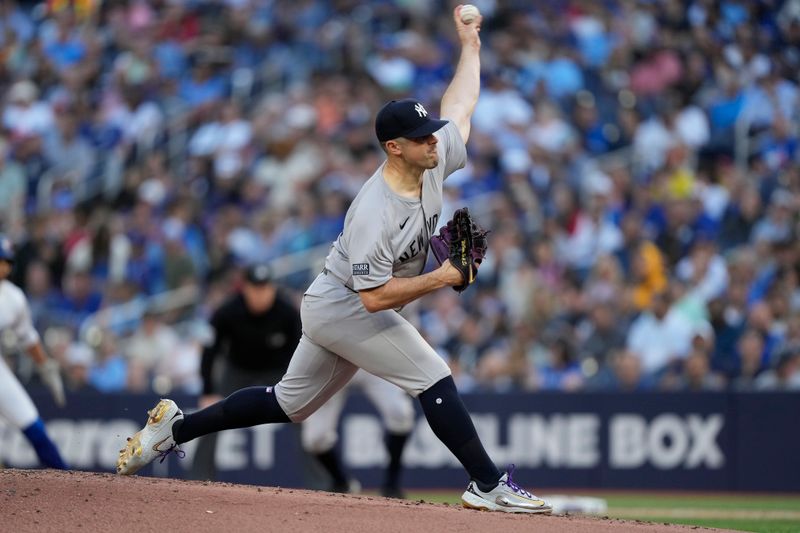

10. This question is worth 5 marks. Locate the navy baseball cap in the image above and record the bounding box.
[245,263,272,285]
[375,99,448,142]
[0,234,14,263]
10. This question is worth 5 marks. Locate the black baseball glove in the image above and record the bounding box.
[430,207,489,293]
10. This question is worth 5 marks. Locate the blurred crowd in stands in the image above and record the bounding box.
[2,0,800,396]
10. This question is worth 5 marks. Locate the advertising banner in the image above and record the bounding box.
[1,392,796,491]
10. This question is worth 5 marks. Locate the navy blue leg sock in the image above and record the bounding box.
[173,386,290,444]
[418,376,501,488]
[23,419,68,470]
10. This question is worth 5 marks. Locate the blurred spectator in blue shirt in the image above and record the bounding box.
[50,268,102,331]
[534,337,584,391]
[41,11,87,74]
[754,348,800,391]
[179,55,228,119]
[88,334,128,393]
[730,327,768,390]
[586,349,652,392]
[718,184,763,250]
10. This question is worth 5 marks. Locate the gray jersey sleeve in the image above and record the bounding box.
[347,214,394,291]
[438,121,468,180]
[322,121,468,292]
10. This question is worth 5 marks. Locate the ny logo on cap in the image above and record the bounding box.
[414,103,428,117]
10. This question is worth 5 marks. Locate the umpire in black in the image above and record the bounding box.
[189,263,301,480]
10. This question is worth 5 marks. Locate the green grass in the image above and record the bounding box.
[623,517,800,533]
[402,490,800,533]
[602,494,800,512]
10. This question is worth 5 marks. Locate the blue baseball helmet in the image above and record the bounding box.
[0,234,14,263]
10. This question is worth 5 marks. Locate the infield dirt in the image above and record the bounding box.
[1,469,738,533]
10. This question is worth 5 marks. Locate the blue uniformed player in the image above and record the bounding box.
[0,235,68,470]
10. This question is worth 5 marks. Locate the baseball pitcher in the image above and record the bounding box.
[117,6,550,514]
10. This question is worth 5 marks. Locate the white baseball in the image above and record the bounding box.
[460,4,480,24]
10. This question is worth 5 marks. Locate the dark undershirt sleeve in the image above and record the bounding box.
[200,310,227,395]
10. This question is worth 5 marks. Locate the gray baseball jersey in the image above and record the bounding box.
[274,121,467,421]
[324,121,467,290]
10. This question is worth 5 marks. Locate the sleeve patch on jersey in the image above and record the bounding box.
[352,263,370,276]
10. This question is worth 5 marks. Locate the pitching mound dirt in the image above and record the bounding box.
[1,469,736,533]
